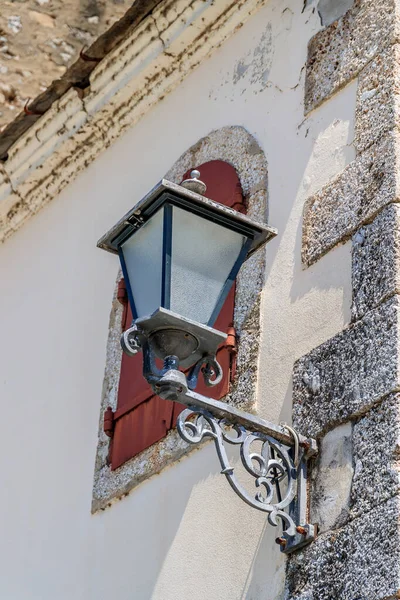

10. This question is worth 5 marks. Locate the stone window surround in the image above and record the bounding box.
[92,125,271,512]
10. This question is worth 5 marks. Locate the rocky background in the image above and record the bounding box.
[0,0,128,130]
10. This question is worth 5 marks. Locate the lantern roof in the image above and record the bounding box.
[97,179,277,256]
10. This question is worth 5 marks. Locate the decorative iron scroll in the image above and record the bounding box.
[120,327,223,390]
[177,407,298,536]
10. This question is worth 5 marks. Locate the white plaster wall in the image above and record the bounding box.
[0,1,354,599]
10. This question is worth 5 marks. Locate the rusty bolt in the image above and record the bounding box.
[296,526,307,536]
[275,537,287,547]
[300,440,310,450]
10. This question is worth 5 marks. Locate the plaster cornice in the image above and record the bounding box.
[0,0,266,242]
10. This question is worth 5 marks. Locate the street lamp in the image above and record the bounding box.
[98,170,317,553]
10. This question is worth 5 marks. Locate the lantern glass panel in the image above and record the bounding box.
[170,205,246,325]
[120,207,164,318]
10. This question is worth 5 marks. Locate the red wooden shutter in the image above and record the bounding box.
[110,160,245,470]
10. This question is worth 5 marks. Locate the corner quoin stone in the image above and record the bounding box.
[292,296,400,439]
[309,395,400,536]
[350,393,400,520]
[304,0,397,114]
[286,496,400,600]
[352,203,400,321]
[354,43,400,154]
[293,3,400,599]
[302,131,399,267]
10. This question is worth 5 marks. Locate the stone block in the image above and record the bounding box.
[287,497,400,600]
[352,204,400,320]
[310,422,354,533]
[309,396,400,534]
[293,297,399,438]
[355,44,400,153]
[302,132,398,267]
[350,393,400,519]
[305,0,396,113]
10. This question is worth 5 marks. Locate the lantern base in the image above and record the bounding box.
[135,308,226,368]
[149,329,198,361]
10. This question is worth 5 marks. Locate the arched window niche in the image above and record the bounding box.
[92,126,270,512]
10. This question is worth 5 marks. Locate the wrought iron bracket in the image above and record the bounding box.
[172,389,317,555]
[122,325,318,554]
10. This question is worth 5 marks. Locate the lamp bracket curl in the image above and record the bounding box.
[120,324,142,357]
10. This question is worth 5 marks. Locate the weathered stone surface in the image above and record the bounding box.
[352,204,400,320]
[293,297,399,438]
[355,44,400,153]
[305,0,397,113]
[298,4,400,598]
[350,394,400,519]
[310,422,354,533]
[302,132,398,267]
[307,395,400,536]
[287,497,400,600]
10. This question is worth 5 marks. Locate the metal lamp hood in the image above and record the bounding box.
[97,178,277,258]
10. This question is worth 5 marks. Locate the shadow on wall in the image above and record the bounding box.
[88,445,214,599]
[90,442,283,600]
[239,521,286,600]
[258,78,356,429]
[91,442,289,600]
[90,4,357,600]
[149,443,287,600]
[289,79,356,305]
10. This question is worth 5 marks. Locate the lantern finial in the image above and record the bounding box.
[181,169,207,195]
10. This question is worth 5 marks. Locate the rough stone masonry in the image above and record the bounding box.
[287,1,400,598]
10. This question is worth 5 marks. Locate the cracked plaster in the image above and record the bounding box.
[317,0,356,26]
[310,422,354,533]
[92,126,270,511]
[0,0,267,245]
